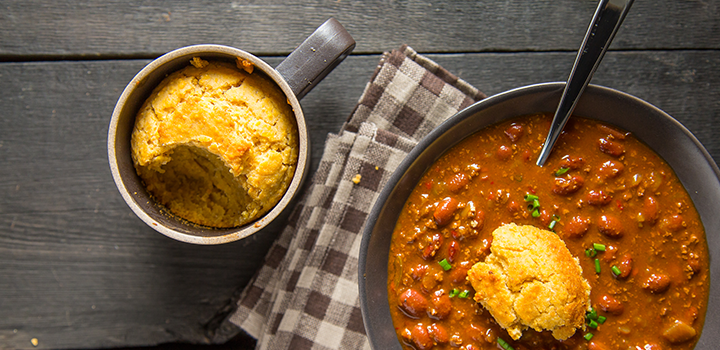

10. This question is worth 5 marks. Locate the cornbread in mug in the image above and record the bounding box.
[131,58,298,228]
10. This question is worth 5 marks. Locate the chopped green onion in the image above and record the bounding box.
[532,209,540,218]
[594,258,601,274]
[527,199,540,211]
[584,333,594,341]
[597,315,607,324]
[555,167,569,176]
[611,265,621,276]
[458,290,470,298]
[586,308,598,320]
[497,337,515,350]
[548,220,557,231]
[593,243,606,251]
[449,288,459,298]
[438,259,452,271]
[524,194,539,202]
[588,320,598,329]
[585,248,597,257]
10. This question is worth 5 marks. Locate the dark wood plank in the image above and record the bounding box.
[427,50,720,162]
[1,49,719,349]
[1,0,719,59]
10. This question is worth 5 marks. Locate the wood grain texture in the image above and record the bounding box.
[1,0,719,59]
[1,1,719,348]
[1,49,718,349]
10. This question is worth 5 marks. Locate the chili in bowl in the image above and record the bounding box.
[358,83,719,350]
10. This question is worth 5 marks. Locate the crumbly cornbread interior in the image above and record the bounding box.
[131,58,298,228]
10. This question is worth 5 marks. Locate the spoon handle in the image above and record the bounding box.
[536,0,634,166]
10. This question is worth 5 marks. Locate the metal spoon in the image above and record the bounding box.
[536,0,634,166]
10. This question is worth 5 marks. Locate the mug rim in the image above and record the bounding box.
[108,44,309,244]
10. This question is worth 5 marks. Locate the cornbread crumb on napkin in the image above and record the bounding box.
[215,45,485,349]
[468,223,591,341]
[131,58,298,228]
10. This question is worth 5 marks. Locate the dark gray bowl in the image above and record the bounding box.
[358,82,719,349]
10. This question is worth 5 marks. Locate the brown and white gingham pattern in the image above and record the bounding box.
[224,45,485,349]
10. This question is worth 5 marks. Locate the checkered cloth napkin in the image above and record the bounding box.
[218,45,485,349]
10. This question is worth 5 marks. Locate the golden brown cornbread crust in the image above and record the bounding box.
[131,58,298,228]
[467,223,591,341]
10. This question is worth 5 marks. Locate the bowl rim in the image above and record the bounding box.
[358,82,720,349]
[107,44,310,245]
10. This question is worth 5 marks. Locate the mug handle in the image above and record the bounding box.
[276,18,356,100]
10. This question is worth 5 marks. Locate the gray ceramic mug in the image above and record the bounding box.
[108,18,355,244]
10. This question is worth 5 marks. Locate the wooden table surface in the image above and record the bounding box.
[1,1,718,349]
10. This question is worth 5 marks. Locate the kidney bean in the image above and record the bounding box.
[598,124,627,140]
[552,175,584,195]
[559,155,585,170]
[467,324,486,342]
[447,240,459,263]
[662,319,697,344]
[597,293,624,315]
[602,244,617,262]
[429,323,449,344]
[616,253,633,279]
[433,197,459,226]
[474,209,485,231]
[431,290,452,320]
[507,200,521,213]
[447,172,470,192]
[642,273,671,294]
[538,209,552,226]
[587,190,612,206]
[598,215,624,238]
[422,232,444,260]
[496,145,512,160]
[450,229,461,240]
[640,196,659,225]
[597,160,625,179]
[504,123,524,142]
[449,265,470,284]
[411,323,434,350]
[410,264,427,280]
[563,216,590,238]
[598,137,625,157]
[421,245,435,261]
[399,289,428,317]
[662,214,685,232]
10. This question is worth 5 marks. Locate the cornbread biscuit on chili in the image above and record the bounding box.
[468,223,591,340]
[131,58,298,228]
